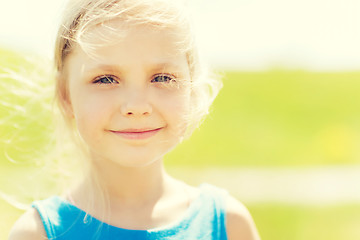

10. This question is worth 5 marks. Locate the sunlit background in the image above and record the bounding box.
[1,0,360,239]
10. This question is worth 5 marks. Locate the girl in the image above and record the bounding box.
[9,0,260,239]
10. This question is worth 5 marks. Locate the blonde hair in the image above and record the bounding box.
[55,0,222,134]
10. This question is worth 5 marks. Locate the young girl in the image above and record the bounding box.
[9,0,260,239]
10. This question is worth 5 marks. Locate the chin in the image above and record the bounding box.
[112,155,164,168]
[89,137,181,168]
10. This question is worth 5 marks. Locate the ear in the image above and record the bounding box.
[56,73,74,118]
[61,94,74,118]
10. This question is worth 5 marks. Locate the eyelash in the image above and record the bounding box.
[92,73,177,85]
[93,75,119,84]
[151,74,177,84]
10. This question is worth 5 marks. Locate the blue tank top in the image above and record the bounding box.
[32,184,228,240]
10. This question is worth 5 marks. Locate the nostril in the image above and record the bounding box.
[121,105,152,116]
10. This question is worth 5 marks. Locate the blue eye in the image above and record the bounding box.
[151,74,175,83]
[93,75,118,84]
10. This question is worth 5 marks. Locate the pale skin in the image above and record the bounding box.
[9,24,260,240]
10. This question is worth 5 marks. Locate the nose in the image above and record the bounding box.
[120,92,152,117]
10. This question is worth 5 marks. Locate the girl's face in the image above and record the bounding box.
[62,23,192,168]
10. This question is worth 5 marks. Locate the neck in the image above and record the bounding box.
[74,155,173,209]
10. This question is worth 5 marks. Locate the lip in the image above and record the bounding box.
[109,127,163,140]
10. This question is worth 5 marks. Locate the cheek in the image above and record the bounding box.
[71,90,114,138]
[156,90,191,130]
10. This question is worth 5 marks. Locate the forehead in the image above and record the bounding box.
[68,21,189,72]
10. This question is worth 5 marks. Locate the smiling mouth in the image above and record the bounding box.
[109,128,163,140]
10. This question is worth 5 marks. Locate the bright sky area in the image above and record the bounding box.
[1,0,360,71]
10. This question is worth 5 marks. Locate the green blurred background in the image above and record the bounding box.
[1,47,360,239]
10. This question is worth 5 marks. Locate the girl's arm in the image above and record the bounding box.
[225,195,261,240]
[8,208,47,240]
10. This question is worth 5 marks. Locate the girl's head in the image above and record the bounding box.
[54,0,221,165]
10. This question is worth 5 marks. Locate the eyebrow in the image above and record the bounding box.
[149,61,184,72]
[85,61,185,74]
[90,64,118,72]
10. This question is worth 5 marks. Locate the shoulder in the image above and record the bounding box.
[8,208,47,240]
[225,194,261,240]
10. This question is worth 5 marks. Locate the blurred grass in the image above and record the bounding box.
[2,47,360,239]
[166,70,360,166]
